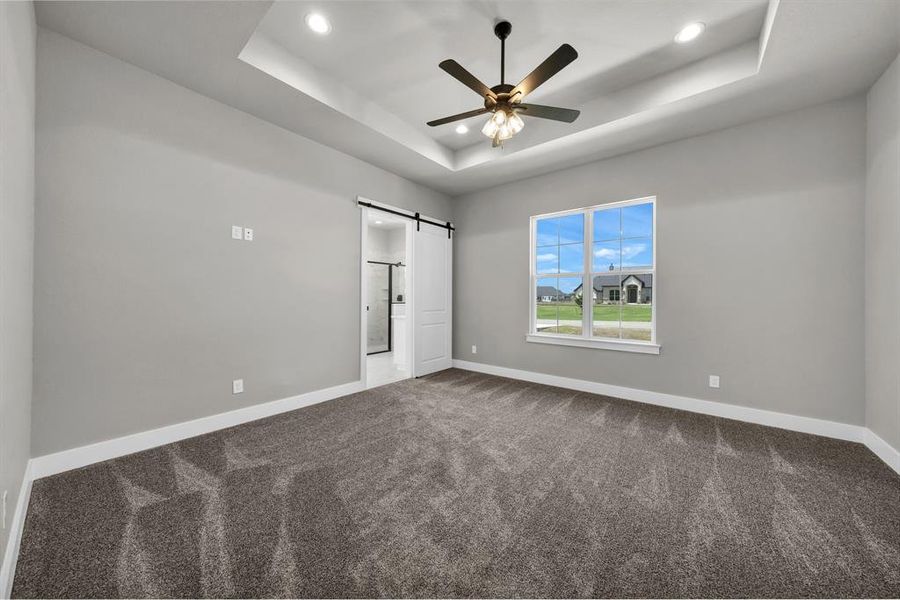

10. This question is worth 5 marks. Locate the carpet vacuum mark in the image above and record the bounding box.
[12,369,900,598]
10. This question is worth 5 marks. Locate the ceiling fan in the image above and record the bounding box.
[427,20,580,147]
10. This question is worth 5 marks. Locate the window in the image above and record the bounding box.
[534,212,584,336]
[528,197,657,354]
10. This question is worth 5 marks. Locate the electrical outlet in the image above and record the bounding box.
[709,375,720,389]
[243,228,254,241]
[231,225,243,240]
[233,379,244,394]
[2,489,7,529]
[471,345,477,354]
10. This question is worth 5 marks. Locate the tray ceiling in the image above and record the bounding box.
[35,0,900,194]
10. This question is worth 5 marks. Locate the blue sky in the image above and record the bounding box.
[537,203,653,274]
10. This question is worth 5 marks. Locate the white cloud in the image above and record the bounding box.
[622,243,647,259]
[592,243,648,260]
[536,253,557,261]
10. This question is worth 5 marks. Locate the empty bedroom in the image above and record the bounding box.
[0,0,898,598]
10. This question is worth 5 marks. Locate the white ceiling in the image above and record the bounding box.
[35,0,900,196]
[254,1,767,151]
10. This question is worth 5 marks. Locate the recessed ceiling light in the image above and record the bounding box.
[455,124,469,134]
[305,13,331,35]
[675,22,705,44]
[374,220,383,225]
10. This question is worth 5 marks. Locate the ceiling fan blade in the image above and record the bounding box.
[512,44,578,98]
[439,59,496,99]
[426,107,490,127]
[516,103,580,123]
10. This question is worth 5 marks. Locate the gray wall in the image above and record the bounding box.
[33,29,451,456]
[865,54,900,450]
[0,0,35,569]
[453,96,867,426]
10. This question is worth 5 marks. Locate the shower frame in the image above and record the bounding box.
[366,260,405,356]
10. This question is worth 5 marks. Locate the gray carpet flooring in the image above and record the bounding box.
[12,369,900,598]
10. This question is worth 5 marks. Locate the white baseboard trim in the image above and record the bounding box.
[1,461,33,599]
[452,360,900,474]
[452,359,863,441]
[29,380,365,481]
[863,428,900,475]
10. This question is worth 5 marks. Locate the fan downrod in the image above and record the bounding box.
[495,21,512,84]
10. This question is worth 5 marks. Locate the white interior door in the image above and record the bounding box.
[413,221,452,376]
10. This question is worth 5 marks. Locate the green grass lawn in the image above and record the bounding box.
[536,303,651,322]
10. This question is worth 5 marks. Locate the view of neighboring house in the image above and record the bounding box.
[537,274,652,304]
[536,285,560,302]
[573,274,653,304]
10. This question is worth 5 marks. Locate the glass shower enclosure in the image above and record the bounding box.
[366,261,405,355]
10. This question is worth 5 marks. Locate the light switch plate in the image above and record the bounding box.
[233,379,244,394]
[231,225,243,240]
[243,228,254,241]
[709,375,720,389]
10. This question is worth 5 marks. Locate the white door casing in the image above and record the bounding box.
[413,221,452,376]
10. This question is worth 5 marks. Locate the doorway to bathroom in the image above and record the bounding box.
[359,197,453,389]
[362,206,412,388]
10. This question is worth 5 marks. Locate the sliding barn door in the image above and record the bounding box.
[413,222,452,376]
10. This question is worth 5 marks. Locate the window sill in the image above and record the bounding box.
[525,333,661,354]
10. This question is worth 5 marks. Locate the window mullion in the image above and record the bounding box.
[583,209,592,338]
[530,217,536,335]
[618,208,624,339]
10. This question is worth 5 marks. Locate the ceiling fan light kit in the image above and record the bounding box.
[427,20,580,148]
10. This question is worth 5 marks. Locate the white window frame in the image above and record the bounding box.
[527,196,659,355]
